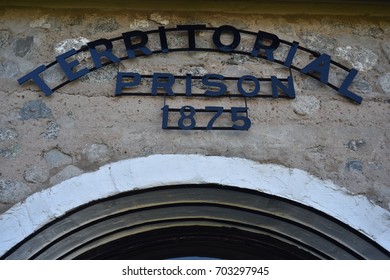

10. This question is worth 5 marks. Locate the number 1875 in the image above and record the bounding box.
[161,105,251,130]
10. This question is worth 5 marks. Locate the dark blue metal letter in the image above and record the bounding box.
[271,76,295,98]
[300,54,331,84]
[186,74,192,96]
[115,72,141,95]
[284,41,299,67]
[158,26,169,53]
[152,73,175,96]
[213,25,241,52]
[122,30,152,59]
[177,25,206,50]
[88,39,120,68]
[56,49,89,81]
[338,69,363,104]
[237,75,260,97]
[17,65,53,96]
[202,74,227,97]
[251,31,280,61]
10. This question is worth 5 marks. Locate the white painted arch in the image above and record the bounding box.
[0,154,389,257]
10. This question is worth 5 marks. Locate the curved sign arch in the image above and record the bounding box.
[18,25,362,104]
[0,155,388,259]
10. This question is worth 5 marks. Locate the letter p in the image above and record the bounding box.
[115,72,141,95]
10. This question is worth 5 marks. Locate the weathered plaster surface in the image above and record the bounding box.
[0,7,389,252]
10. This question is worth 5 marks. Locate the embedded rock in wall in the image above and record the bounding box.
[0,144,20,158]
[14,36,34,57]
[0,59,19,79]
[382,42,390,62]
[0,128,18,142]
[300,32,336,54]
[226,54,250,65]
[335,46,378,71]
[346,160,363,172]
[351,80,372,95]
[24,166,50,184]
[292,96,321,116]
[0,128,20,159]
[19,100,52,120]
[92,17,119,33]
[129,19,150,29]
[42,122,60,140]
[44,149,72,169]
[0,179,32,204]
[30,16,52,29]
[49,165,83,185]
[0,30,10,48]
[347,140,366,151]
[54,37,90,58]
[149,13,169,25]
[379,73,390,94]
[83,143,110,163]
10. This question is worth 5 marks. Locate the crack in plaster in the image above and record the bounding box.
[108,166,118,191]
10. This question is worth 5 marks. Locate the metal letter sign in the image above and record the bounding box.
[17,25,363,131]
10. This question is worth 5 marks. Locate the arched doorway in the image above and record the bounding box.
[1,155,389,259]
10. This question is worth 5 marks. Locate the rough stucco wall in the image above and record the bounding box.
[0,7,389,215]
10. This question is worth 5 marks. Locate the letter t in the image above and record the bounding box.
[18,65,53,96]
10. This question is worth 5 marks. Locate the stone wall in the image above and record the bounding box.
[0,7,389,214]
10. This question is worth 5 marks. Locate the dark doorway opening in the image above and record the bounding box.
[75,226,319,260]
